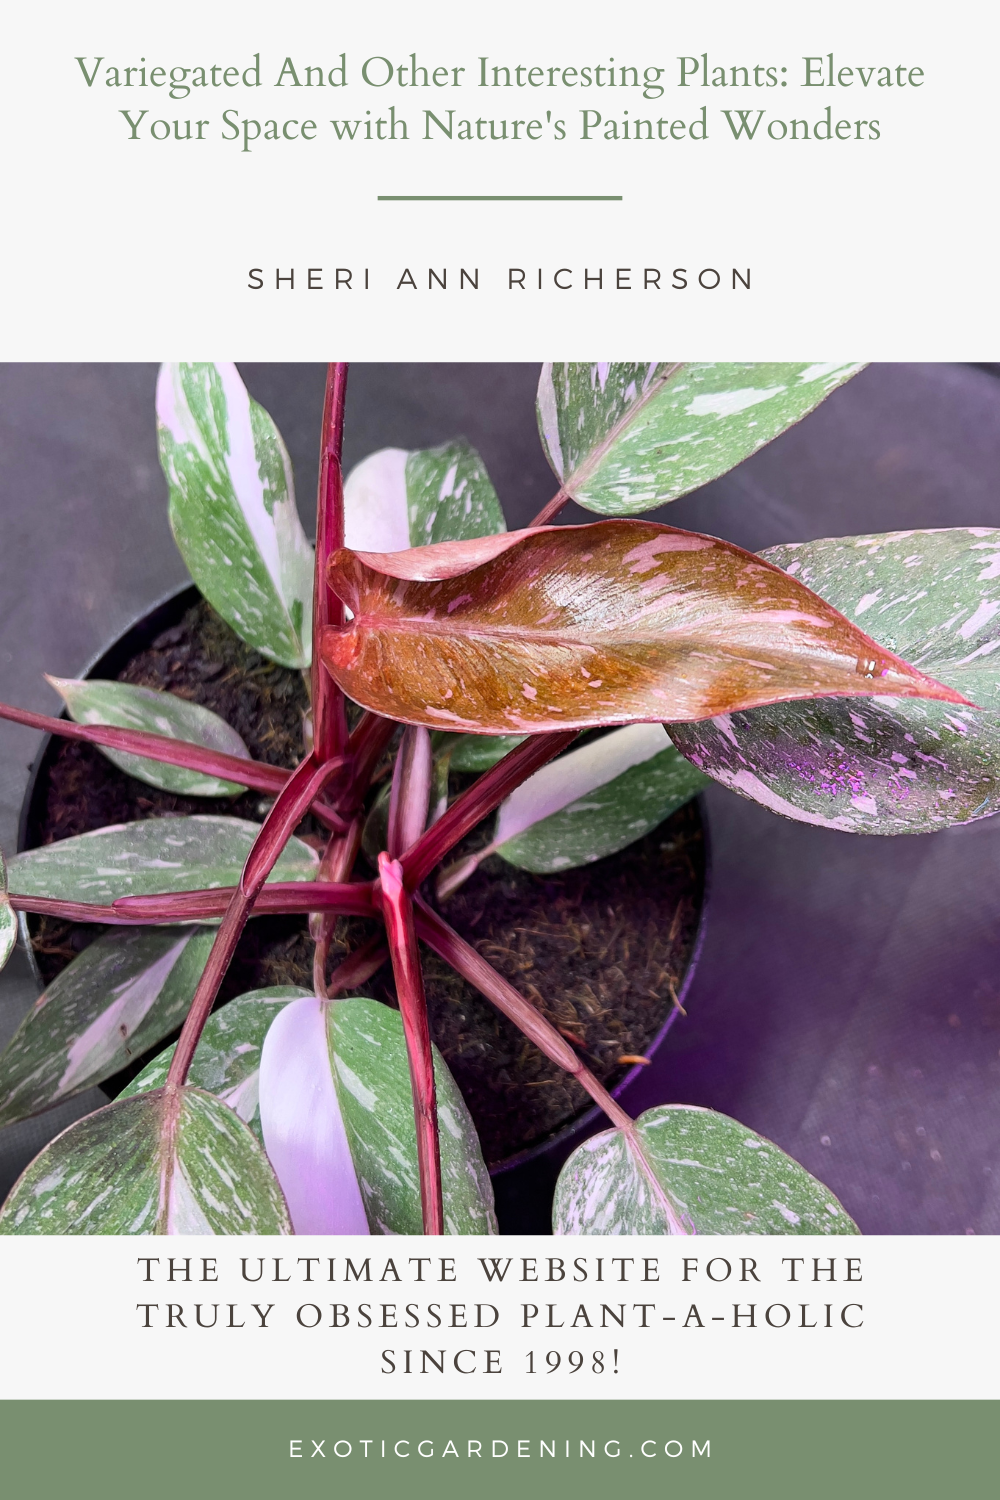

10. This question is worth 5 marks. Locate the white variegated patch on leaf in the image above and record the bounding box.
[553,1105,859,1236]
[0,926,215,1126]
[670,528,1000,833]
[439,726,706,894]
[120,985,310,1142]
[0,1087,291,1235]
[259,996,370,1234]
[6,815,318,904]
[538,362,864,516]
[157,362,314,667]
[0,846,15,976]
[494,724,707,873]
[344,439,505,552]
[258,994,496,1235]
[47,676,252,796]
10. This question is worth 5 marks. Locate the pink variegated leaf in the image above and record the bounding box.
[257,995,495,1236]
[258,996,369,1234]
[322,521,970,735]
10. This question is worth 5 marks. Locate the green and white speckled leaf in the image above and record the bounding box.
[157,362,314,667]
[0,926,215,1127]
[447,734,527,772]
[494,724,707,874]
[47,676,252,796]
[344,440,505,552]
[0,1086,291,1235]
[0,847,15,975]
[553,1105,858,1236]
[537,362,864,516]
[6,815,318,904]
[121,985,309,1143]
[670,528,1000,833]
[329,996,496,1235]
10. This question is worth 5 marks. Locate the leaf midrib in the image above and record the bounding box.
[562,363,686,496]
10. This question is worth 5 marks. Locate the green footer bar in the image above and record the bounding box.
[0,1400,993,1499]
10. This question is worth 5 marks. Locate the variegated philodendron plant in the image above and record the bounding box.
[0,361,992,1237]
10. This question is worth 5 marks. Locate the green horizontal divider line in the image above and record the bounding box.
[377,195,623,201]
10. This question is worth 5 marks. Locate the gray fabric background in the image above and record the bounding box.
[1,363,998,1233]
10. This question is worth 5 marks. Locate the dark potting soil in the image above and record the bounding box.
[28,597,318,1005]
[26,598,704,1163]
[415,812,703,1163]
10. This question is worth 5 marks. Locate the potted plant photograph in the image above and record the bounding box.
[0,361,996,1238]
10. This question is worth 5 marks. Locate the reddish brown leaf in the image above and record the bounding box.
[322,522,971,733]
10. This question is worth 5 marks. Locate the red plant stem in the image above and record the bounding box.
[165,754,345,1088]
[399,730,577,890]
[387,726,433,859]
[312,713,393,986]
[10,895,132,925]
[317,816,364,886]
[312,363,350,763]
[378,856,443,1235]
[0,700,291,794]
[414,898,693,1234]
[311,814,364,995]
[530,488,570,526]
[0,698,351,830]
[11,887,373,925]
[325,934,390,997]
[104,880,377,922]
[13,880,376,925]
[341,712,397,812]
[310,799,352,835]
[412,896,631,1128]
[164,899,250,1085]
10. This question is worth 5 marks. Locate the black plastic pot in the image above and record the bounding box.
[18,584,711,1233]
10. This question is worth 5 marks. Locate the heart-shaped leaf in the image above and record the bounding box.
[7,815,318,904]
[553,1105,858,1236]
[322,521,968,734]
[47,676,252,796]
[119,985,310,1142]
[538,362,865,516]
[670,528,1000,832]
[0,926,215,1126]
[157,362,314,668]
[0,1086,291,1234]
[344,440,505,551]
[258,994,496,1235]
[0,847,15,976]
[494,724,707,873]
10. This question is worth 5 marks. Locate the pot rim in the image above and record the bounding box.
[17,581,712,1178]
